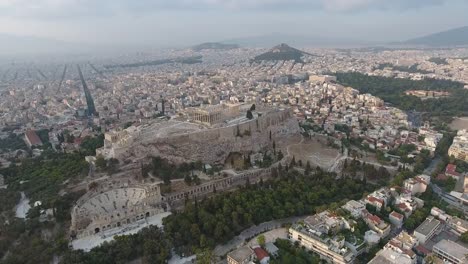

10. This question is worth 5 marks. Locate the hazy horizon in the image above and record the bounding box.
[0,0,468,53]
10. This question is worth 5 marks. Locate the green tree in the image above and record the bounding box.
[246,110,254,120]
[460,231,468,243]
[196,249,214,264]
[257,234,266,247]
[95,155,107,170]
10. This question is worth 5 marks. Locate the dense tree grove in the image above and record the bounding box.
[0,133,27,153]
[336,72,468,117]
[0,151,88,208]
[163,170,375,255]
[0,145,97,262]
[79,134,105,156]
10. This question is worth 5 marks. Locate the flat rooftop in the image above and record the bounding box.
[415,217,440,236]
[228,246,253,262]
[433,240,468,262]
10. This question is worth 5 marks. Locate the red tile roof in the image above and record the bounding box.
[253,247,269,261]
[415,245,431,255]
[436,174,449,181]
[390,211,404,220]
[397,203,410,212]
[368,214,382,224]
[446,164,461,177]
[367,196,384,206]
[25,130,43,146]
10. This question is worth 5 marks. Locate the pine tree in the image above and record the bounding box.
[305,161,311,175]
[290,156,296,167]
[246,110,253,120]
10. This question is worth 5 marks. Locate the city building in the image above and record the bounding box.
[368,231,417,264]
[432,240,468,264]
[403,175,430,195]
[448,130,468,162]
[448,216,468,235]
[430,207,451,222]
[364,230,380,245]
[368,247,416,264]
[264,242,279,257]
[342,200,366,219]
[362,210,391,238]
[413,216,441,244]
[288,211,355,264]
[252,247,270,264]
[389,211,404,228]
[24,130,43,148]
[445,164,462,180]
[227,246,255,264]
[309,75,337,83]
[364,188,392,211]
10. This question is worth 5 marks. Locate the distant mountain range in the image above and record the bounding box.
[253,43,312,63]
[404,26,468,46]
[1,25,467,56]
[191,42,239,51]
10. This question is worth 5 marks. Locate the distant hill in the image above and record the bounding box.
[191,42,239,51]
[222,33,377,48]
[254,43,311,63]
[405,26,468,46]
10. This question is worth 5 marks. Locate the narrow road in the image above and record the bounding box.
[88,62,107,80]
[424,156,441,175]
[58,65,67,92]
[77,64,96,116]
[213,216,304,257]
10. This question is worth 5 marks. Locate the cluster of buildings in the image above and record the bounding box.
[278,173,468,264]
[224,175,430,263]
[227,243,278,264]
[449,129,468,162]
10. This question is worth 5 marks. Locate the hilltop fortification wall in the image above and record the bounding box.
[99,108,299,164]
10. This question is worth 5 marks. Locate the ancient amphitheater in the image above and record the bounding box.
[71,178,166,238]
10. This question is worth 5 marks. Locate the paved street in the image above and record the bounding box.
[214,216,304,257]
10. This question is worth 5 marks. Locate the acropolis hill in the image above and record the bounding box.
[97,104,300,164]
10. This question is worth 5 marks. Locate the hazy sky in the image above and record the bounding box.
[0,0,467,46]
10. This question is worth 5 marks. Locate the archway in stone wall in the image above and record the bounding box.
[145,212,150,218]
[94,228,100,234]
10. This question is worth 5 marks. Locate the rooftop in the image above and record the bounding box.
[228,246,254,262]
[25,130,43,146]
[253,247,269,261]
[415,217,441,236]
[390,211,404,220]
[433,240,468,262]
[368,248,415,264]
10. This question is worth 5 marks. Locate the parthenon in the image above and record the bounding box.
[187,103,240,125]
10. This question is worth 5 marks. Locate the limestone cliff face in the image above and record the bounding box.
[109,109,300,164]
